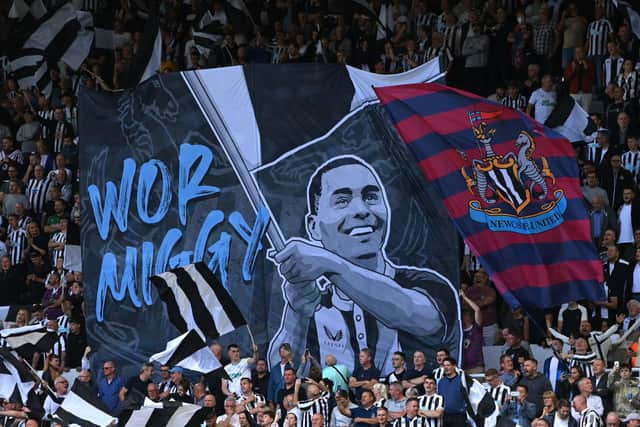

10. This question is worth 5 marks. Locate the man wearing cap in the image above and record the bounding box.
[624,413,640,426]
[168,366,191,396]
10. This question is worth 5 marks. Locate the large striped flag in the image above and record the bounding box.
[0,349,36,404]
[149,329,226,375]
[119,401,209,427]
[53,385,117,427]
[9,2,94,96]
[375,83,605,309]
[150,262,246,340]
[1,324,57,353]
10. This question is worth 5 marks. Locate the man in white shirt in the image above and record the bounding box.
[617,187,639,261]
[218,397,241,427]
[223,343,259,399]
[571,379,604,421]
[44,375,69,419]
[527,74,556,124]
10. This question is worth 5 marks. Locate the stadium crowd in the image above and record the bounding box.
[0,0,640,425]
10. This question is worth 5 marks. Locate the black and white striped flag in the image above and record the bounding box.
[149,329,226,375]
[150,262,246,341]
[119,401,209,427]
[9,2,94,96]
[0,324,57,353]
[0,306,25,323]
[544,84,597,143]
[53,385,117,427]
[9,0,47,20]
[0,349,36,404]
[613,0,640,39]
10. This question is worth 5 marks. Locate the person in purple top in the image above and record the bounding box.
[460,289,484,374]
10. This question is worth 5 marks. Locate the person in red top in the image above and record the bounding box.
[564,46,597,114]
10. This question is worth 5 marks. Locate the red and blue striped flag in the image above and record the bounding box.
[375,83,605,309]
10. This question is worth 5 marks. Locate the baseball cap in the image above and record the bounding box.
[624,413,640,422]
[169,366,184,373]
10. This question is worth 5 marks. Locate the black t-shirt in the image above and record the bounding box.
[405,367,431,394]
[125,375,150,400]
[252,371,269,397]
[351,366,380,400]
[66,331,87,369]
[385,368,407,385]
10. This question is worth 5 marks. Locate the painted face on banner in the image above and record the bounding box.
[308,163,388,260]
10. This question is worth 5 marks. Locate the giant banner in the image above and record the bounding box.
[80,62,461,378]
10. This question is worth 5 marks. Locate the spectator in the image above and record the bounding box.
[571,378,604,420]
[223,343,258,399]
[236,377,266,421]
[519,358,553,415]
[590,197,617,248]
[486,368,510,410]
[611,112,638,150]
[500,353,521,388]
[504,329,531,373]
[294,377,330,427]
[624,413,640,427]
[616,186,640,260]
[544,399,577,426]
[437,358,467,427]
[541,391,558,418]
[119,362,154,406]
[461,21,490,96]
[557,301,588,338]
[219,397,241,427]
[252,358,269,398]
[349,349,380,402]
[608,363,640,418]
[558,366,584,401]
[391,397,424,427]
[582,170,609,207]
[386,383,407,421]
[465,269,498,345]
[585,6,613,91]
[564,46,596,113]
[268,343,294,404]
[558,3,587,69]
[571,394,602,427]
[337,389,377,427]
[386,352,408,385]
[587,128,615,172]
[603,42,625,90]
[402,351,431,394]
[617,59,639,104]
[591,359,613,416]
[460,289,484,373]
[43,375,69,419]
[331,389,356,427]
[157,364,173,399]
[527,75,557,124]
[500,384,537,427]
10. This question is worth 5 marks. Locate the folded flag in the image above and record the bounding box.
[1,324,57,353]
[53,386,117,427]
[0,349,36,405]
[375,83,605,309]
[544,83,597,143]
[150,262,246,340]
[149,329,226,376]
[119,401,209,427]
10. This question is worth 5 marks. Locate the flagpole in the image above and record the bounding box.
[181,71,286,252]
[22,358,56,396]
[246,324,256,350]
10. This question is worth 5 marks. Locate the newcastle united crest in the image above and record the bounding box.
[460,111,566,234]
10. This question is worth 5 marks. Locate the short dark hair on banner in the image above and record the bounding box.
[307,156,371,215]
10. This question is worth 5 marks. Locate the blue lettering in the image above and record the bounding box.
[88,158,136,240]
[95,247,142,322]
[141,241,154,305]
[178,144,220,226]
[155,228,182,274]
[229,208,270,281]
[208,232,231,291]
[136,159,172,224]
[193,210,225,262]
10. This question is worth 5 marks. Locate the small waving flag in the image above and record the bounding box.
[375,83,605,309]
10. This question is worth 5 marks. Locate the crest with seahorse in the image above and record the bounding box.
[459,110,568,234]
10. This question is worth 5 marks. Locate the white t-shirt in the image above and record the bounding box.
[217,413,240,427]
[225,358,252,396]
[528,88,557,124]
[618,204,634,243]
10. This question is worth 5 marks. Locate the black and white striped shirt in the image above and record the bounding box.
[64,106,78,135]
[237,392,266,421]
[48,333,67,358]
[17,215,31,231]
[8,228,27,265]
[417,394,444,427]
[392,416,429,427]
[502,95,527,111]
[158,380,174,394]
[49,231,66,265]
[603,56,625,87]
[56,314,70,337]
[26,178,51,215]
[53,122,67,153]
[0,149,23,167]
[415,13,438,32]
[38,109,55,140]
[587,144,609,166]
[578,407,604,426]
[442,25,463,57]
[569,352,597,378]
[617,71,639,101]
[490,384,510,409]
[424,45,454,71]
[432,367,444,382]
[299,391,330,427]
[622,150,640,183]
[586,19,613,57]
